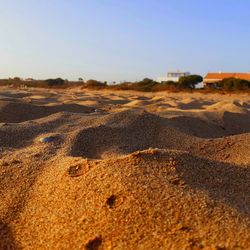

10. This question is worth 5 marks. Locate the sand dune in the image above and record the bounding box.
[0,87,249,249]
[0,101,95,123]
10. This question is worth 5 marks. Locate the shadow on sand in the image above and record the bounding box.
[0,222,18,250]
[176,154,250,218]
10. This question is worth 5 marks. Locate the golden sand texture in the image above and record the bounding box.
[0,87,249,249]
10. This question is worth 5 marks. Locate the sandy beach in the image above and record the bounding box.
[0,87,249,249]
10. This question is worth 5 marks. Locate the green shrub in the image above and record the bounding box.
[134,78,158,91]
[161,80,177,86]
[85,79,107,88]
[217,78,250,90]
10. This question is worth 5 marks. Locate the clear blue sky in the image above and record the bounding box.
[0,0,250,81]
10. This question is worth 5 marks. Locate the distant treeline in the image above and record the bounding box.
[0,77,82,89]
[112,75,203,92]
[0,76,250,92]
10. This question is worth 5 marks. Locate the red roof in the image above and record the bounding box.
[204,72,250,81]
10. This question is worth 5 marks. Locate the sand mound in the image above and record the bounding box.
[0,123,40,148]
[69,110,196,159]
[124,100,153,107]
[0,112,78,148]
[0,88,250,249]
[206,101,247,113]
[0,101,95,123]
[222,111,250,135]
[177,99,215,110]
[2,150,248,249]
[169,116,227,138]
[193,133,250,165]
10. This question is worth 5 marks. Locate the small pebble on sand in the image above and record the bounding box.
[39,136,55,143]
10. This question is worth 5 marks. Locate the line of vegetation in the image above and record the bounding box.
[0,76,250,92]
[216,78,250,91]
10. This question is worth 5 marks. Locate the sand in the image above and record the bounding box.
[0,86,249,249]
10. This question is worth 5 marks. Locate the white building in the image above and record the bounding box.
[157,71,190,83]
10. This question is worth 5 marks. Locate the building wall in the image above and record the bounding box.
[157,72,190,83]
[203,79,220,84]
[157,76,180,82]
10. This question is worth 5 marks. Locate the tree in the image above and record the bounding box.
[45,78,65,87]
[178,75,203,89]
[78,78,83,81]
